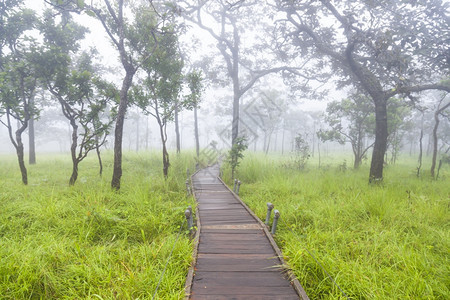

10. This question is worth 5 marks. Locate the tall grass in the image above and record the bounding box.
[224,152,449,299]
[0,151,196,299]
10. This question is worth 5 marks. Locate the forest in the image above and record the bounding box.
[0,0,449,299]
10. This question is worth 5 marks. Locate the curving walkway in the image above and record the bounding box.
[185,165,308,300]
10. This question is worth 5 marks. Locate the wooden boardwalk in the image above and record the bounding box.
[185,165,308,300]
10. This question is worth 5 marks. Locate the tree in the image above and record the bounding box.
[276,0,450,182]
[320,94,375,169]
[0,5,37,185]
[430,94,449,178]
[178,0,301,150]
[44,52,116,185]
[227,136,248,180]
[133,26,184,178]
[45,0,168,189]
[185,70,204,158]
[38,13,116,185]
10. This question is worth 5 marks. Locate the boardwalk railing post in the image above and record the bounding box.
[265,203,274,225]
[236,180,241,195]
[233,179,238,192]
[185,206,193,230]
[186,179,191,196]
[271,210,280,234]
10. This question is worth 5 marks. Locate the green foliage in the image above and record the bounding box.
[227,136,248,179]
[0,152,196,299]
[184,70,204,110]
[284,133,310,170]
[233,153,449,299]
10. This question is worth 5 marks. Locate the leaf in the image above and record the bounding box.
[77,0,85,9]
[85,10,96,17]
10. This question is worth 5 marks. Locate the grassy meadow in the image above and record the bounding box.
[222,153,449,299]
[1,150,449,299]
[0,151,196,299]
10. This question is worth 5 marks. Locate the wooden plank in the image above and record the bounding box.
[198,244,275,254]
[199,233,266,242]
[191,285,298,296]
[191,295,298,300]
[201,228,263,234]
[193,271,293,287]
[195,255,283,272]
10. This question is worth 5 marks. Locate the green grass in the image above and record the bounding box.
[0,151,196,299]
[223,152,449,299]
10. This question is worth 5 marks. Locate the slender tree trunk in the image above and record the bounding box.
[369,98,388,183]
[194,105,200,157]
[28,96,36,165]
[69,160,79,185]
[96,146,103,176]
[417,126,423,177]
[281,127,285,155]
[69,119,78,186]
[111,70,135,190]
[15,131,28,185]
[430,110,440,178]
[232,88,240,146]
[431,101,450,178]
[95,134,103,176]
[160,126,169,178]
[175,102,181,154]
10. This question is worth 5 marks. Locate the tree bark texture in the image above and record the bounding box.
[369,98,388,182]
[430,109,440,178]
[111,70,134,190]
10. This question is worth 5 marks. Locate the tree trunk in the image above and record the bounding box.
[28,96,36,165]
[354,155,361,169]
[160,127,170,178]
[16,133,28,185]
[231,88,240,146]
[69,160,79,185]
[95,135,103,176]
[194,105,200,157]
[175,102,181,154]
[111,70,134,190]
[431,101,450,178]
[369,98,388,182]
[430,110,440,178]
[69,119,78,185]
[417,128,423,177]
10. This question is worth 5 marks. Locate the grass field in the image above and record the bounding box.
[0,151,196,299]
[1,150,449,299]
[222,153,449,299]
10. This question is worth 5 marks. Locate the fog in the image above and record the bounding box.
[1,0,448,175]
